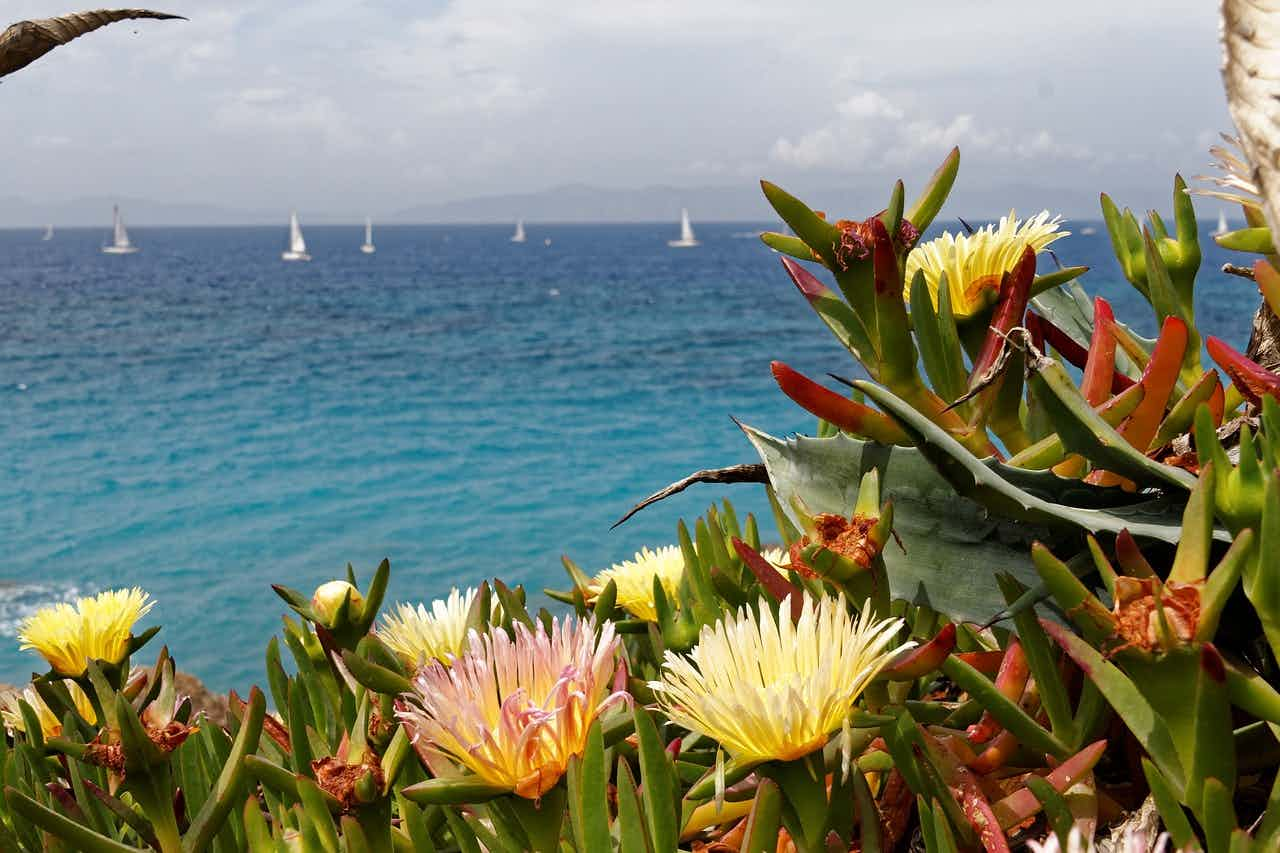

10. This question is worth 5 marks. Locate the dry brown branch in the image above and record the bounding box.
[611,464,767,529]
[0,9,183,78]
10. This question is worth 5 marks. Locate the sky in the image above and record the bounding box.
[0,0,1234,220]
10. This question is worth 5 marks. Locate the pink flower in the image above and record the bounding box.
[396,616,628,799]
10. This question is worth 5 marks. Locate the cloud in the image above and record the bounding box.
[772,91,1093,172]
[212,87,363,152]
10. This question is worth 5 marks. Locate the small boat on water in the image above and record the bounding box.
[101,205,139,254]
[361,216,376,254]
[511,219,527,243]
[1079,226,1097,236]
[41,224,53,241]
[1215,210,1230,236]
[282,211,311,261]
[668,208,699,247]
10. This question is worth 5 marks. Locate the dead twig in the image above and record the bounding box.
[611,464,767,529]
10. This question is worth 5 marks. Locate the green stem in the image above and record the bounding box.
[128,770,182,853]
[506,786,566,853]
[766,755,829,853]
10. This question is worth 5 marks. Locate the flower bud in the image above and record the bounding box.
[311,580,364,629]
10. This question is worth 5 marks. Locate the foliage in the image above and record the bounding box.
[5,147,1280,853]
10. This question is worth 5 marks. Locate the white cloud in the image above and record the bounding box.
[772,91,1093,172]
[213,87,364,152]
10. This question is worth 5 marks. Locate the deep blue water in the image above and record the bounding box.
[0,220,1259,690]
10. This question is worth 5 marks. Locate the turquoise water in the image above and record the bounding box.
[0,222,1257,690]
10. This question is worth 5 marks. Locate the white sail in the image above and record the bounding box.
[511,219,526,243]
[102,205,139,254]
[361,216,376,254]
[668,208,700,247]
[282,211,311,261]
[41,224,53,241]
[1216,210,1230,235]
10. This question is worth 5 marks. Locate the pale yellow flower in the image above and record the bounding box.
[587,545,685,622]
[397,615,627,798]
[651,595,905,763]
[0,682,97,739]
[760,547,790,571]
[904,210,1067,318]
[378,587,478,668]
[19,588,154,676]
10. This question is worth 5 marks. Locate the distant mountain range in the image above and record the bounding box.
[0,180,1184,228]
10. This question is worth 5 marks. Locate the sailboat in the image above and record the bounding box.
[668,208,699,248]
[101,205,138,254]
[361,216,376,254]
[511,219,527,243]
[41,224,53,241]
[1215,210,1230,236]
[282,211,311,262]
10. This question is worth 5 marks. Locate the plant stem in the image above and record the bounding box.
[507,786,566,853]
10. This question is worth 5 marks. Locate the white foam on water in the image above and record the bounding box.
[0,582,84,638]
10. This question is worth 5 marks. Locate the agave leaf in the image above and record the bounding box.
[852,382,1204,539]
[742,426,1049,622]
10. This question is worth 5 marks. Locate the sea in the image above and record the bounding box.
[0,220,1259,691]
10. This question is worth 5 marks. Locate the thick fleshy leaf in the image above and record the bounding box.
[941,655,1070,758]
[968,246,1035,394]
[1040,620,1185,792]
[780,257,878,373]
[771,362,907,445]
[990,740,1106,830]
[1024,342,1197,491]
[761,181,842,268]
[1207,335,1280,406]
[904,147,959,237]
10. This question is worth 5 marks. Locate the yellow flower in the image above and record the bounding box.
[650,595,905,763]
[904,210,1067,319]
[397,615,627,798]
[587,545,685,622]
[1,682,97,739]
[18,588,154,676]
[378,587,478,669]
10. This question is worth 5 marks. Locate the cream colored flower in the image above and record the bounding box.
[587,545,685,622]
[19,588,154,676]
[378,587,478,668]
[904,210,1067,318]
[651,595,906,763]
[1,682,96,739]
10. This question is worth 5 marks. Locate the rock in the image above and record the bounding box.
[174,671,229,729]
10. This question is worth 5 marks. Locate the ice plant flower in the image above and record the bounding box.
[650,595,906,763]
[396,614,627,799]
[587,545,684,621]
[18,588,154,677]
[0,682,96,739]
[904,210,1067,318]
[378,587,478,668]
